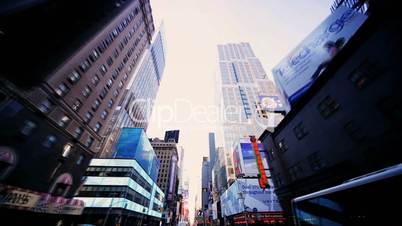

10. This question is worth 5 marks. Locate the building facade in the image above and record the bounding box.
[100,26,166,158]
[259,2,402,213]
[217,43,285,184]
[150,137,180,225]
[0,0,155,225]
[76,158,164,226]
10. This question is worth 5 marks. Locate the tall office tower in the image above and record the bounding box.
[150,137,179,226]
[164,130,180,143]
[0,0,155,224]
[201,157,211,211]
[100,26,166,157]
[208,133,216,167]
[217,43,285,183]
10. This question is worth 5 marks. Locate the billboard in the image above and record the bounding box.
[233,138,269,178]
[220,179,282,217]
[272,6,367,105]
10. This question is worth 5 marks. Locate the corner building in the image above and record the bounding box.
[0,0,155,225]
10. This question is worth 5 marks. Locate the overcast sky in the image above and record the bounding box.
[147,0,334,222]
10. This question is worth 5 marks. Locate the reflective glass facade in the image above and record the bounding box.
[115,128,160,181]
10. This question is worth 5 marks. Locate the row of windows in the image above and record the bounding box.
[279,152,326,185]
[53,8,144,134]
[19,120,86,164]
[79,184,150,207]
[85,166,152,192]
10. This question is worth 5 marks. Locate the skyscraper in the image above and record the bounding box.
[217,42,284,182]
[150,137,180,226]
[0,1,155,224]
[100,26,166,157]
[208,132,216,167]
[201,157,211,211]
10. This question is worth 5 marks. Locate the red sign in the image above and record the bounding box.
[249,136,268,189]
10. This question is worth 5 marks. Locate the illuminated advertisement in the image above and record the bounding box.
[272,6,367,105]
[233,138,269,178]
[220,179,282,217]
[168,155,178,196]
[115,128,160,181]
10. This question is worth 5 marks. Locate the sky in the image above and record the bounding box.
[146,0,334,222]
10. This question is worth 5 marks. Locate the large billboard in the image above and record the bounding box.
[233,138,269,178]
[220,179,282,217]
[272,6,367,105]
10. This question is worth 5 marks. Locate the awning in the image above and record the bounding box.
[0,184,84,215]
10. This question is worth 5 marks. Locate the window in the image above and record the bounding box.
[308,152,326,171]
[38,99,54,113]
[76,155,85,165]
[101,110,108,120]
[74,127,83,139]
[91,74,100,86]
[106,56,114,66]
[89,49,100,62]
[20,120,36,136]
[111,70,118,80]
[82,85,92,98]
[293,122,308,140]
[317,96,340,118]
[267,148,275,161]
[106,79,113,89]
[348,60,383,89]
[42,135,57,148]
[288,163,303,181]
[277,139,288,153]
[108,99,114,108]
[344,120,366,142]
[92,99,101,111]
[67,70,81,84]
[85,137,94,148]
[55,83,69,96]
[93,122,102,133]
[99,65,107,76]
[113,90,119,98]
[84,112,93,123]
[113,49,119,59]
[79,59,91,73]
[99,88,108,100]
[58,115,71,128]
[72,99,82,111]
[62,144,72,157]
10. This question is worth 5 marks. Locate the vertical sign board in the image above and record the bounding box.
[272,6,367,106]
[250,136,268,189]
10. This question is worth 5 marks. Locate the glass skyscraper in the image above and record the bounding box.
[101,26,166,157]
[217,42,284,182]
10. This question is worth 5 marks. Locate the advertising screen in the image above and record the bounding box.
[220,179,282,217]
[233,139,270,178]
[272,6,367,105]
